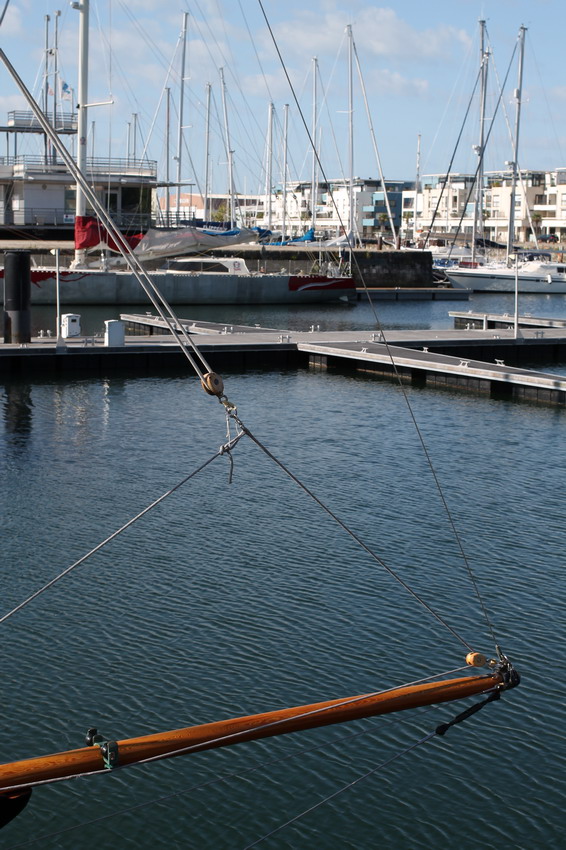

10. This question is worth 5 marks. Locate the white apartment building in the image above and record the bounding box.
[402,169,565,245]
[160,179,408,241]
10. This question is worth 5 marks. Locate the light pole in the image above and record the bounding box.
[50,248,65,349]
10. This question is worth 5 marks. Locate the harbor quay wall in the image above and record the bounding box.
[210,246,433,287]
[0,244,434,288]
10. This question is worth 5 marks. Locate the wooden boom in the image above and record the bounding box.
[0,672,504,792]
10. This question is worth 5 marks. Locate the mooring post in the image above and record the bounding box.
[3,251,31,344]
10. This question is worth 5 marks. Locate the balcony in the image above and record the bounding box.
[1,205,152,229]
[7,155,158,180]
[5,110,77,133]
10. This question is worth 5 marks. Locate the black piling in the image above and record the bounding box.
[3,251,31,344]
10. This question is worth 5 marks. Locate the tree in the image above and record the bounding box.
[212,203,227,223]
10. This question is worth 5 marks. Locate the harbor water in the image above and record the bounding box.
[1,292,565,849]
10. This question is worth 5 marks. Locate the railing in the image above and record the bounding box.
[2,155,157,178]
[2,207,152,229]
[7,110,77,131]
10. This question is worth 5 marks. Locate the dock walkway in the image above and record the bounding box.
[449,310,566,330]
[2,313,566,406]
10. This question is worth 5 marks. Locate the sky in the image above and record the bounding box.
[0,0,564,195]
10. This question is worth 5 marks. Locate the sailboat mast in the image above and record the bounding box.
[43,15,50,163]
[506,25,526,261]
[472,19,489,264]
[414,133,421,241]
[282,103,289,240]
[266,102,274,230]
[74,0,89,267]
[219,66,235,226]
[311,56,318,233]
[53,10,61,161]
[203,82,211,223]
[347,25,354,243]
[175,12,188,223]
[165,87,170,224]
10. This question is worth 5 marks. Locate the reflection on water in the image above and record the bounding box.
[2,383,33,443]
[1,300,565,849]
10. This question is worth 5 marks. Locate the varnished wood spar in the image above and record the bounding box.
[0,673,502,790]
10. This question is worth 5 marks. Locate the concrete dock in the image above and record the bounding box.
[450,310,566,329]
[2,314,566,406]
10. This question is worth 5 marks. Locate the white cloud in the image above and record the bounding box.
[272,5,471,64]
[0,2,24,36]
[368,68,429,98]
[0,93,28,113]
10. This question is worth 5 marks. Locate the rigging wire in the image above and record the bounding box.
[526,34,565,165]
[243,731,438,848]
[419,28,477,176]
[0,10,517,840]
[255,1,382,321]
[0,2,501,656]
[232,414,474,651]
[236,0,274,104]
[0,47,219,383]
[0,1,493,658]
[485,29,539,245]
[422,64,482,249]
[0,0,10,28]
[445,32,520,257]
[244,688,504,847]
[0,433,244,626]
[189,0,269,183]
[256,0,502,655]
[317,40,349,189]
[352,37,397,238]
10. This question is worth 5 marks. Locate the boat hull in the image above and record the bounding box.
[6,268,356,305]
[446,269,566,293]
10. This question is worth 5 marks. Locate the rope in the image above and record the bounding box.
[0,435,244,626]
[233,413,473,652]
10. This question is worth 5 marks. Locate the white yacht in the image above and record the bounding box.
[445,255,566,293]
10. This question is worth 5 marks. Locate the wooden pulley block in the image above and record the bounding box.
[201,372,224,396]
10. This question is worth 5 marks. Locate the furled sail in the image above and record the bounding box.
[132,225,258,260]
[75,216,258,260]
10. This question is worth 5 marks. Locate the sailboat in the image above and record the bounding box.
[0,3,354,307]
[445,25,566,293]
[0,6,521,842]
